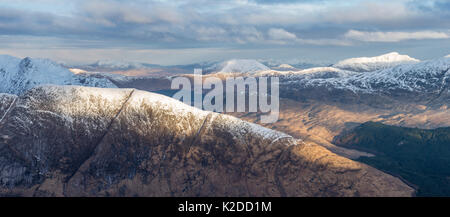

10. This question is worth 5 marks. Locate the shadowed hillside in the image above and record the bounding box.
[334,122,450,196]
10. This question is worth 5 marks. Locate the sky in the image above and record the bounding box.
[0,0,449,65]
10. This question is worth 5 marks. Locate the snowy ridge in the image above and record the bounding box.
[94,60,145,69]
[14,85,132,126]
[288,57,450,93]
[215,59,270,74]
[23,85,291,142]
[78,60,156,71]
[72,69,171,83]
[287,67,355,77]
[278,64,295,69]
[256,67,357,79]
[125,87,291,141]
[333,52,420,72]
[270,64,298,71]
[0,55,117,94]
[212,113,294,143]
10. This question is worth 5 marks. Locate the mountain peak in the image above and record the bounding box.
[278,64,295,69]
[217,59,270,74]
[18,57,34,70]
[334,52,420,72]
[372,52,418,62]
[0,55,117,94]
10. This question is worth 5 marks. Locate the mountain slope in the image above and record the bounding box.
[334,122,450,196]
[333,52,420,72]
[0,55,117,94]
[0,86,414,196]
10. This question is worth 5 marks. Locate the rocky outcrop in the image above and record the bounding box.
[0,86,414,196]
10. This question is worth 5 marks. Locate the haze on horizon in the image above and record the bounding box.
[0,0,449,65]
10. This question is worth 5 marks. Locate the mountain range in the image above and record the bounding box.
[278,55,450,104]
[1,52,449,196]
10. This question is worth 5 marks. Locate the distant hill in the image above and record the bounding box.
[213,59,270,74]
[333,52,420,72]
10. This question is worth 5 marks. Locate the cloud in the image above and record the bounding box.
[1,0,449,46]
[251,0,326,5]
[1,0,450,64]
[266,28,351,46]
[267,28,297,40]
[79,0,183,26]
[344,30,450,42]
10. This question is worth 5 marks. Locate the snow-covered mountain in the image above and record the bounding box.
[75,60,160,71]
[255,67,358,80]
[282,56,450,96]
[333,52,420,72]
[278,64,295,69]
[260,59,327,70]
[0,55,116,94]
[346,56,449,93]
[271,64,298,71]
[2,53,448,102]
[216,53,421,77]
[214,59,270,74]
[0,85,414,196]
